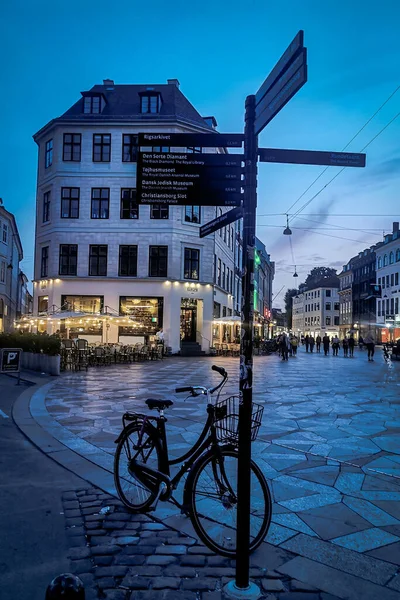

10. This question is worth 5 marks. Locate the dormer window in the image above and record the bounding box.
[84,95,101,114]
[140,93,161,114]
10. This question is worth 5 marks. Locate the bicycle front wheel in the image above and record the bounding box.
[185,447,272,557]
[114,421,161,512]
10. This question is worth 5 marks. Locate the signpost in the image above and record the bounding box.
[0,348,22,385]
[134,30,367,599]
[259,147,366,167]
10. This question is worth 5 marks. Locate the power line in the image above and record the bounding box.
[283,83,400,216]
[290,110,400,221]
[257,223,377,244]
[293,216,385,235]
[258,213,400,217]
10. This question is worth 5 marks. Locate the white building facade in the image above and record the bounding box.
[32,80,239,354]
[300,286,340,338]
[292,293,304,337]
[0,203,23,332]
[376,222,400,343]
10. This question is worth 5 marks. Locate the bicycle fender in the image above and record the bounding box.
[114,419,158,444]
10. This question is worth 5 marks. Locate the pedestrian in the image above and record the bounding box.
[280,332,290,361]
[305,334,310,352]
[342,337,349,358]
[359,335,364,350]
[309,336,315,353]
[332,335,340,356]
[323,334,330,356]
[316,335,321,353]
[364,332,375,361]
[291,335,298,356]
[348,335,355,358]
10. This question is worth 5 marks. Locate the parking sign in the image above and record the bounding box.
[1,348,22,373]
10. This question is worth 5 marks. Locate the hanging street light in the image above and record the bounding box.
[283,214,292,235]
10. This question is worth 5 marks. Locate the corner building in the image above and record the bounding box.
[33,79,239,354]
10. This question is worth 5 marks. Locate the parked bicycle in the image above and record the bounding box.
[114,365,272,557]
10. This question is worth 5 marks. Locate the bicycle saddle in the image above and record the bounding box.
[146,399,174,411]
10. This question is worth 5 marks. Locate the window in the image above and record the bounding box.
[396,297,399,315]
[89,245,107,276]
[334,302,340,311]
[119,246,137,277]
[386,275,390,287]
[84,95,101,114]
[378,257,383,269]
[91,188,110,219]
[120,189,139,219]
[396,249,400,262]
[119,297,163,334]
[214,302,221,318]
[334,316,340,326]
[122,134,138,162]
[326,302,331,311]
[390,252,394,265]
[63,134,81,161]
[378,300,381,317]
[2,223,7,244]
[383,254,388,266]
[41,246,49,277]
[93,134,111,162]
[0,261,5,283]
[382,278,386,289]
[150,204,169,219]
[218,259,221,286]
[396,273,399,286]
[222,263,226,289]
[218,209,223,236]
[378,277,381,286]
[59,244,77,276]
[325,289,331,297]
[391,274,395,287]
[149,246,168,277]
[45,139,53,168]
[42,191,50,223]
[318,290,320,297]
[140,93,161,114]
[62,295,103,313]
[184,248,199,280]
[326,316,331,326]
[185,206,200,223]
[391,298,395,315]
[61,187,80,218]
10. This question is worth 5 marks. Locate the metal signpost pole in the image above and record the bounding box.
[226,95,259,598]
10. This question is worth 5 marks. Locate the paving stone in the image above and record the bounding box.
[96,577,115,589]
[182,578,216,591]
[70,559,93,574]
[152,577,181,589]
[86,521,102,530]
[66,518,83,527]
[92,544,121,555]
[80,495,99,503]
[85,514,104,522]
[124,577,151,589]
[67,527,86,537]
[142,522,166,531]
[181,555,206,566]
[155,544,188,555]
[261,578,285,592]
[167,537,197,545]
[279,594,321,600]
[147,555,177,566]
[63,491,78,500]
[106,512,132,521]
[65,509,82,518]
[113,536,140,545]
[277,556,400,600]
[387,574,400,592]
[202,593,223,600]
[187,545,215,555]
[130,566,163,577]
[163,566,197,578]
[129,592,196,600]
[68,547,91,560]
[103,591,127,600]
[64,500,80,510]
[94,566,128,578]
[68,536,88,548]
[93,555,113,566]
[290,579,320,592]
[265,570,283,579]
[122,545,159,555]
[104,521,127,530]
[207,556,230,567]
[203,567,236,578]
[115,555,146,566]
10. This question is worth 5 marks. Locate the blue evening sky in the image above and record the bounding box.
[1,0,399,306]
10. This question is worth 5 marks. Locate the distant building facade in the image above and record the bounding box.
[254,238,274,338]
[295,285,340,339]
[292,292,304,337]
[376,222,400,342]
[0,203,24,332]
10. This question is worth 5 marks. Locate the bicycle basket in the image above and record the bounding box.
[213,396,264,444]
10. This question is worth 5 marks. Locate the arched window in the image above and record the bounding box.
[383,254,388,266]
[378,257,383,269]
[389,252,394,264]
[396,248,400,262]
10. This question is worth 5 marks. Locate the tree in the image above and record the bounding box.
[284,288,299,329]
[304,267,339,290]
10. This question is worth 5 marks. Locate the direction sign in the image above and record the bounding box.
[0,348,22,373]
[139,152,244,168]
[200,206,243,238]
[139,181,242,194]
[255,30,304,104]
[138,132,244,148]
[138,190,242,207]
[258,147,366,168]
[140,163,242,180]
[255,63,307,135]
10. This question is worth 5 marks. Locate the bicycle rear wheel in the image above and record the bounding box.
[185,447,272,557]
[114,421,161,512]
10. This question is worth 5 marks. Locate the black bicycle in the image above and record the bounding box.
[114,365,272,557]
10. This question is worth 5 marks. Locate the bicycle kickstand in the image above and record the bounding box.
[148,482,168,512]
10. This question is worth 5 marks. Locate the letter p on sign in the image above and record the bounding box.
[7,352,17,363]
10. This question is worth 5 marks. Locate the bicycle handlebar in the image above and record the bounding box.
[175,365,228,397]
[175,386,193,393]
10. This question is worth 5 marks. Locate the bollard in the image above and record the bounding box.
[45,574,85,599]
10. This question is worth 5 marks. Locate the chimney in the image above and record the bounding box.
[103,79,114,86]
[393,221,399,234]
[167,78,180,88]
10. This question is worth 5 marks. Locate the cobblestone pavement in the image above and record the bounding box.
[64,486,335,599]
[28,348,400,598]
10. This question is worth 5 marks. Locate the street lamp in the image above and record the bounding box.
[283,214,292,236]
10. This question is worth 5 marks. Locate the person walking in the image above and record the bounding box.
[342,336,349,358]
[309,336,315,353]
[281,332,290,361]
[323,334,330,356]
[316,335,321,353]
[291,335,298,356]
[348,335,355,357]
[305,334,310,352]
[332,335,340,356]
[364,332,375,361]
